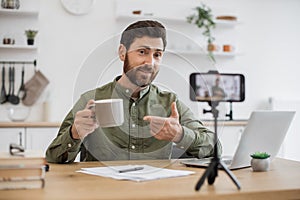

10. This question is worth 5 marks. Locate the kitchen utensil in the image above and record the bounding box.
[17,66,26,100]
[8,66,20,105]
[0,66,7,104]
[7,66,11,99]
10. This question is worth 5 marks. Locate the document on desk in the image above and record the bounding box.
[77,165,195,182]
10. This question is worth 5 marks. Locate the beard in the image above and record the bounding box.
[123,54,159,87]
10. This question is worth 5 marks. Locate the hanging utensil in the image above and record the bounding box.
[17,65,26,100]
[8,66,20,105]
[7,66,11,100]
[0,65,7,104]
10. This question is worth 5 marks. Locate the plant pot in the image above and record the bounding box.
[27,39,34,45]
[207,43,219,52]
[251,157,270,172]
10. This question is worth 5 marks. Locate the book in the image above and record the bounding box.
[0,178,45,190]
[0,150,46,190]
[0,150,46,167]
[0,166,45,181]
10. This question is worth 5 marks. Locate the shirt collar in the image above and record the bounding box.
[114,76,150,100]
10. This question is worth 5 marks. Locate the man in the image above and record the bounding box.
[46,20,222,163]
[211,77,226,100]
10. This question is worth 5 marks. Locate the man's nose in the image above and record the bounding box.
[144,54,155,66]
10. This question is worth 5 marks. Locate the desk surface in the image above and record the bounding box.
[1,158,300,200]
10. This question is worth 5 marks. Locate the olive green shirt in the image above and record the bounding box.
[46,76,222,163]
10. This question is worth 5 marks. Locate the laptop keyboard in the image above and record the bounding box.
[222,159,232,165]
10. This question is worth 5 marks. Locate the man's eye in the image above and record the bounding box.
[139,49,145,54]
[154,52,162,58]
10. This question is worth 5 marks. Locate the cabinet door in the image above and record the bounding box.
[25,128,58,155]
[0,128,25,152]
[207,126,244,157]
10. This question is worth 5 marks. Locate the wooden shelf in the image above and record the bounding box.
[116,14,239,27]
[0,8,39,16]
[0,44,37,50]
[166,49,240,57]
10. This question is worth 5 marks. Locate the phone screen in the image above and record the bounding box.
[190,72,245,102]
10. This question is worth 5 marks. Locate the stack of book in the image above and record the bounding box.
[0,150,46,190]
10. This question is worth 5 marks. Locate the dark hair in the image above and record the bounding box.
[120,20,167,51]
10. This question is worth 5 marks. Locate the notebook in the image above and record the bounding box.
[181,111,295,170]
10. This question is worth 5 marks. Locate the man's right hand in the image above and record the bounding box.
[71,100,99,140]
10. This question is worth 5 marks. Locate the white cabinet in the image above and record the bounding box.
[26,128,58,155]
[219,126,244,157]
[0,128,25,151]
[0,127,58,155]
[206,125,245,157]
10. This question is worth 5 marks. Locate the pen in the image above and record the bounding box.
[118,166,144,173]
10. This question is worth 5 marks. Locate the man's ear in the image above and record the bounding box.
[118,44,126,61]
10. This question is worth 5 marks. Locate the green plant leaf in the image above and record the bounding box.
[186,3,216,62]
[250,152,271,159]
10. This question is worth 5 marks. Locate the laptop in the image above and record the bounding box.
[181,111,295,170]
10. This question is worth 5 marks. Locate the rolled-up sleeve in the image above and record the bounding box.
[45,111,82,163]
[175,100,222,158]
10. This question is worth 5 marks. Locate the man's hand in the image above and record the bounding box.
[143,102,183,143]
[71,100,99,140]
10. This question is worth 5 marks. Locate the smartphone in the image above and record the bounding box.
[190,71,245,102]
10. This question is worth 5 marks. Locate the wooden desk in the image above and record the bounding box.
[1,158,300,200]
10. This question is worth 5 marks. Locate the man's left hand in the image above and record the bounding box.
[143,102,183,143]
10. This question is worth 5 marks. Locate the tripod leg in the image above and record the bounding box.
[207,170,216,185]
[219,160,241,190]
[195,161,218,191]
[195,166,210,191]
[208,162,218,185]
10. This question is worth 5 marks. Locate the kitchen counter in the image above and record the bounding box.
[0,120,247,128]
[0,121,61,128]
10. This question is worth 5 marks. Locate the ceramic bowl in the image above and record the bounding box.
[7,104,31,122]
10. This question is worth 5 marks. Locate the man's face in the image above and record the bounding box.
[123,36,164,87]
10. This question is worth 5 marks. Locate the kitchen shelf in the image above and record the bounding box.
[0,44,37,50]
[116,13,239,27]
[115,0,239,27]
[214,19,240,27]
[166,49,240,57]
[0,8,39,16]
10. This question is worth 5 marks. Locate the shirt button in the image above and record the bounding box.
[132,124,136,128]
[180,146,185,149]
[68,143,72,148]
[132,103,135,106]
[131,145,136,149]
[125,89,129,93]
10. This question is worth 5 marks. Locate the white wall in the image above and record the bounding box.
[2,0,299,122]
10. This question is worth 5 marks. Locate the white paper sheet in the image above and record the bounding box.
[77,164,195,182]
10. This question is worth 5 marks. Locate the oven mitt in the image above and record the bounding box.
[22,70,49,106]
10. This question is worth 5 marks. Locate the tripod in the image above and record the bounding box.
[195,100,241,191]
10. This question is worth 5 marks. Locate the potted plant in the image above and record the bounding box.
[250,152,271,172]
[187,3,216,62]
[25,30,38,45]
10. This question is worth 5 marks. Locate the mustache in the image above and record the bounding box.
[137,64,154,73]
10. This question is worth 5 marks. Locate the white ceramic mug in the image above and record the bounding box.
[94,99,124,127]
